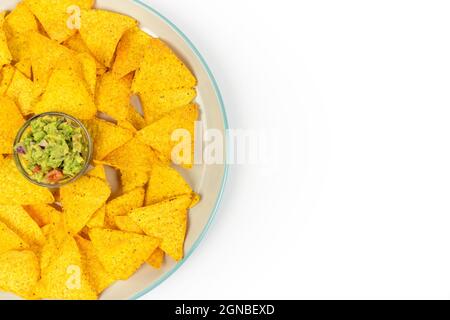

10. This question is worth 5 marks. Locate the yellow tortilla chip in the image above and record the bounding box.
[0,14,12,67]
[6,67,39,115]
[132,38,197,93]
[129,195,192,261]
[80,9,137,67]
[14,59,32,78]
[117,120,137,133]
[0,221,29,254]
[112,27,153,78]
[105,188,145,228]
[136,104,199,168]
[24,0,94,43]
[85,118,134,160]
[0,205,45,248]
[114,215,144,234]
[0,157,55,205]
[6,33,30,63]
[35,233,97,300]
[145,165,193,206]
[86,206,105,229]
[96,72,132,121]
[89,228,160,280]
[147,247,164,269]
[126,106,146,130]
[34,54,96,119]
[120,169,149,194]
[60,176,111,234]
[75,235,115,294]
[140,88,197,124]
[4,2,38,37]
[63,32,104,69]
[0,96,24,154]
[190,193,201,209]
[76,52,97,96]
[86,165,106,181]
[0,64,15,95]
[0,250,39,299]
[24,204,61,228]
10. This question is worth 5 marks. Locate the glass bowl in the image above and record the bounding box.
[13,112,93,188]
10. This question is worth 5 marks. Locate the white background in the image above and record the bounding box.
[141,0,450,300]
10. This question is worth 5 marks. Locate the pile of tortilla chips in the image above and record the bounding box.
[0,1,200,300]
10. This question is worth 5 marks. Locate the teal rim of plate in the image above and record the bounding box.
[130,0,229,300]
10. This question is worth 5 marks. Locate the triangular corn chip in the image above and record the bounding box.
[63,32,103,69]
[105,188,145,228]
[0,250,39,299]
[114,215,144,234]
[4,2,38,37]
[60,176,111,234]
[89,228,160,280]
[147,247,164,269]
[24,204,61,228]
[86,165,106,181]
[76,52,97,96]
[129,195,192,261]
[6,67,39,115]
[24,0,94,43]
[112,27,153,78]
[0,96,24,154]
[136,104,199,168]
[0,221,29,254]
[0,65,15,95]
[86,206,105,229]
[96,72,132,121]
[120,169,149,194]
[79,9,137,67]
[0,14,12,67]
[0,157,55,205]
[14,59,32,78]
[126,105,146,130]
[84,118,134,160]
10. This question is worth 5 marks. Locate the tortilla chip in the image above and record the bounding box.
[132,38,196,93]
[86,165,106,181]
[6,33,30,63]
[89,228,160,280]
[4,2,38,37]
[105,188,145,228]
[0,221,29,254]
[96,72,132,121]
[120,169,149,194]
[35,233,97,300]
[79,9,137,67]
[129,195,192,261]
[0,250,39,299]
[146,247,164,269]
[24,0,94,43]
[0,205,45,248]
[126,105,146,130]
[76,52,97,95]
[117,120,137,133]
[63,32,103,69]
[14,59,32,78]
[0,96,24,154]
[0,157,55,205]
[24,204,61,228]
[136,104,199,168]
[140,88,197,124]
[85,118,134,160]
[0,64,15,95]
[6,67,39,115]
[112,27,153,78]
[114,215,144,234]
[86,206,105,229]
[75,235,115,294]
[190,193,201,209]
[60,176,111,234]
[145,165,193,206]
[0,14,12,67]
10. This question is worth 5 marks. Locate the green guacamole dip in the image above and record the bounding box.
[15,115,88,184]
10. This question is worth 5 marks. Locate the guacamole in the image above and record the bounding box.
[15,115,88,184]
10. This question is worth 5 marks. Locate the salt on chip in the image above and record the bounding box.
[0,157,55,205]
[75,235,115,294]
[147,247,164,269]
[35,233,97,300]
[112,26,153,78]
[140,87,197,124]
[114,215,144,234]
[105,188,145,228]
[76,52,97,96]
[85,118,134,160]
[89,228,160,280]
[24,0,94,43]
[0,205,45,248]
[132,38,197,93]
[34,55,97,119]
[129,195,192,261]
[4,2,38,37]
[60,175,111,234]
[136,104,199,168]
[24,204,61,228]
[86,206,106,229]
[6,67,39,115]
[0,250,39,299]
[79,9,137,67]
[0,221,29,254]
[96,72,133,121]
[0,96,24,154]
[0,13,12,67]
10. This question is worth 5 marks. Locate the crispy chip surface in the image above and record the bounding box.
[114,215,144,234]
[0,64,15,95]
[6,67,39,115]
[105,188,145,228]
[24,204,61,228]
[76,52,97,96]
[129,195,192,261]
[14,59,32,78]
[147,247,164,269]
[86,206,106,229]
[0,96,24,154]
[96,72,132,121]
[120,169,149,194]
[4,2,38,37]
[89,228,160,280]
[0,221,29,254]
[0,14,12,67]
[80,9,137,67]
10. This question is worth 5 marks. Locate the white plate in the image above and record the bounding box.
[0,0,228,300]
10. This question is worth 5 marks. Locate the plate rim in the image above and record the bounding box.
[129,0,229,300]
